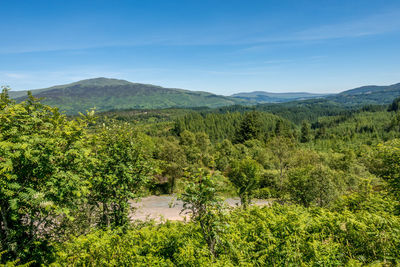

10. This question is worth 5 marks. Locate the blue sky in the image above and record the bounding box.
[1,0,400,95]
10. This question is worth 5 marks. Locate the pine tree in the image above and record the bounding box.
[235,111,261,143]
[300,120,312,143]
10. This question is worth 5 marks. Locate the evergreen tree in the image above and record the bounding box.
[300,120,312,143]
[388,96,400,112]
[275,119,284,136]
[235,111,261,143]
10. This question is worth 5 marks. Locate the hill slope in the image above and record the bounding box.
[9,79,400,114]
[11,78,249,114]
[326,83,400,105]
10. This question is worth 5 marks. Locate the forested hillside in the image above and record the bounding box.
[10,78,249,114]
[8,79,400,115]
[1,88,400,266]
[231,83,400,105]
[327,82,400,105]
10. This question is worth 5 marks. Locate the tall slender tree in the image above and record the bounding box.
[228,159,261,209]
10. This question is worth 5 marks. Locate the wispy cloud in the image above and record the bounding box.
[236,9,400,53]
[3,73,28,79]
[293,10,400,41]
[2,9,400,55]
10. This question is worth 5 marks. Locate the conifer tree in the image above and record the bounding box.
[300,120,312,143]
[235,111,261,143]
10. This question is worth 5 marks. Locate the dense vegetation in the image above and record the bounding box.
[1,86,400,266]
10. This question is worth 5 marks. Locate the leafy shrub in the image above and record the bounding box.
[253,187,273,199]
[53,205,400,266]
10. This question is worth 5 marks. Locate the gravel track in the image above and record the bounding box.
[130,195,270,221]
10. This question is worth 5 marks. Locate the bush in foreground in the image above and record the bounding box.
[52,203,400,266]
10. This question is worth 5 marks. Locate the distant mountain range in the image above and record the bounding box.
[233,83,400,106]
[7,78,400,114]
[231,91,329,103]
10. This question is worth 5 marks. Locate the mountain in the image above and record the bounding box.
[10,78,250,114]
[326,83,400,105]
[231,91,328,103]
[8,79,400,114]
[231,82,400,106]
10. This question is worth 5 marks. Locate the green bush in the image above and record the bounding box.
[253,187,273,199]
[53,205,400,266]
